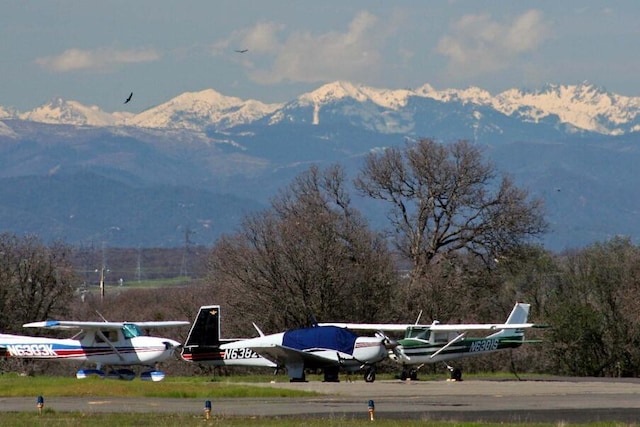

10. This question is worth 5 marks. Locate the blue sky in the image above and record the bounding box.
[2,1,639,112]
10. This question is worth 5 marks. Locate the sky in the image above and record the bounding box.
[2,1,640,113]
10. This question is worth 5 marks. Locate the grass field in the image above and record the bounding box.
[0,410,631,427]
[0,371,545,398]
[0,412,598,427]
[0,374,317,398]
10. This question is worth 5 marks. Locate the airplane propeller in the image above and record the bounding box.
[163,341,178,350]
[375,330,399,350]
[376,330,408,361]
[165,341,184,361]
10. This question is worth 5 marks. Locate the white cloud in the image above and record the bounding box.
[211,22,284,56]
[243,22,284,54]
[36,48,160,72]
[221,11,395,85]
[436,9,549,76]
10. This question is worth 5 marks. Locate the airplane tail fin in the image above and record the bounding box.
[488,303,530,339]
[184,305,221,348]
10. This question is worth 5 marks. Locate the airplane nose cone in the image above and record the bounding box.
[384,338,399,350]
[163,339,181,350]
[375,331,398,350]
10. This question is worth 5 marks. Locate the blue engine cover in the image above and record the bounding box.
[282,326,358,355]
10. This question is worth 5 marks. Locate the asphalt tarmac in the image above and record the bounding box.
[2,378,640,423]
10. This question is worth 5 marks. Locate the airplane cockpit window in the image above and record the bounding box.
[122,324,142,339]
[417,329,431,340]
[405,327,430,340]
[95,330,119,343]
[432,332,449,343]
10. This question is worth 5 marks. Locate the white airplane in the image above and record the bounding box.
[320,302,548,381]
[181,305,394,382]
[0,319,189,381]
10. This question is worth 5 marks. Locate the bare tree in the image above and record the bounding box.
[355,139,547,277]
[545,237,640,376]
[207,164,397,331]
[0,234,77,333]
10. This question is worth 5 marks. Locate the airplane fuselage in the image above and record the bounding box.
[181,338,276,367]
[220,332,387,370]
[181,305,389,382]
[393,336,524,365]
[0,333,178,365]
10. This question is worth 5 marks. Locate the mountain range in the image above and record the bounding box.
[1,81,638,250]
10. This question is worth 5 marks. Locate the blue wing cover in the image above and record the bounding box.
[282,326,358,355]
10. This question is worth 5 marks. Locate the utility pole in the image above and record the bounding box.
[98,242,108,300]
[99,266,106,300]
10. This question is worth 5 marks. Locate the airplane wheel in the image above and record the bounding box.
[364,366,376,383]
[290,374,306,382]
[400,369,408,381]
[323,367,340,382]
[409,368,418,381]
[450,368,462,381]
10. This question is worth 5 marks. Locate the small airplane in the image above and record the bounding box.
[0,319,189,381]
[234,49,248,53]
[320,302,548,381]
[124,92,133,104]
[181,305,394,382]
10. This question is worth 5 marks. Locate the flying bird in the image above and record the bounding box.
[234,49,248,53]
[124,92,133,104]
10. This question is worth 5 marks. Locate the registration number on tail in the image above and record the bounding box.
[223,348,260,360]
[6,344,56,357]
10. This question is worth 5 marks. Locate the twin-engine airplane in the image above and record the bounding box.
[321,302,547,381]
[181,305,394,382]
[0,319,189,381]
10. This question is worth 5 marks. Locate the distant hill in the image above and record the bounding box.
[0,172,263,247]
[1,80,639,250]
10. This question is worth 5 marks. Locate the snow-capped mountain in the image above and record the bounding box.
[264,81,415,133]
[493,83,640,135]
[7,81,640,136]
[125,88,282,131]
[0,120,18,138]
[19,97,133,127]
[1,81,639,250]
[0,105,15,119]
[298,80,413,110]
[262,80,640,136]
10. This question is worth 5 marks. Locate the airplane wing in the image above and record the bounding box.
[317,323,413,332]
[126,321,190,328]
[249,344,336,368]
[428,323,545,331]
[23,320,189,330]
[318,322,548,332]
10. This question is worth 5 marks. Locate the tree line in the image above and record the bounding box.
[1,139,638,377]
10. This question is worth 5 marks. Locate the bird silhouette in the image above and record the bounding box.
[234,49,248,53]
[124,92,133,104]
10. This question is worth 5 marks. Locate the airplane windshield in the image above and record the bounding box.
[122,324,143,339]
[405,326,430,340]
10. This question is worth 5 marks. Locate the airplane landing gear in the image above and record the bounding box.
[323,366,340,382]
[400,367,418,381]
[447,365,463,381]
[364,365,376,383]
[290,373,307,382]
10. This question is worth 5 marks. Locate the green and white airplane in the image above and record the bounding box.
[320,302,547,381]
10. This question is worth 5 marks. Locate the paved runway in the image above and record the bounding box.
[2,378,640,422]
